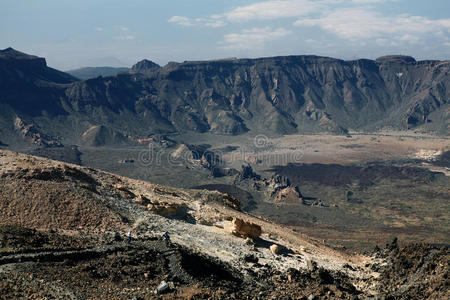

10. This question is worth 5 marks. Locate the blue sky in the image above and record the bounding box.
[1,0,449,70]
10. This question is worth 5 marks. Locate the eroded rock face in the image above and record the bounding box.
[147,201,187,217]
[266,174,303,202]
[229,217,261,239]
[222,193,241,211]
[203,191,241,211]
[272,186,303,202]
[234,165,304,204]
[113,184,136,199]
[236,164,261,182]
[135,194,150,205]
[3,48,448,144]
[14,117,62,147]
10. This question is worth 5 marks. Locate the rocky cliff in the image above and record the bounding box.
[1,48,448,147]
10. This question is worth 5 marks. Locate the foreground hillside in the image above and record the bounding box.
[0,48,448,150]
[0,150,448,299]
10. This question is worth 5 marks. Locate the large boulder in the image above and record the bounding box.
[229,217,261,239]
[270,244,283,255]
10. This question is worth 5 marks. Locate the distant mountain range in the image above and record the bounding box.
[0,47,448,148]
[66,66,130,80]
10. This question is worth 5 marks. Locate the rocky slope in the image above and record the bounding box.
[0,48,448,149]
[0,150,448,299]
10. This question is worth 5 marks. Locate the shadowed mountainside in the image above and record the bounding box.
[0,48,448,148]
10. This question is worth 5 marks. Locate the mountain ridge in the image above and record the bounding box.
[0,47,448,148]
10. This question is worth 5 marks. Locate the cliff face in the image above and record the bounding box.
[0,48,448,146]
[0,48,77,117]
[0,47,77,86]
[63,54,449,135]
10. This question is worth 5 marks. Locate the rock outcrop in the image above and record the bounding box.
[14,117,62,147]
[236,164,261,182]
[147,201,187,217]
[234,164,304,204]
[229,217,261,239]
[266,174,303,202]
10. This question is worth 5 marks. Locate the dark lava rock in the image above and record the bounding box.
[243,254,259,263]
[237,164,261,181]
[376,243,449,299]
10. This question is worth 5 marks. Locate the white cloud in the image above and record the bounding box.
[294,8,450,40]
[121,27,129,31]
[351,0,398,3]
[95,27,103,32]
[113,35,135,40]
[375,38,388,45]
[225,0,324,22]
[168,16,193,26]
[195,17,226,28]
[205,19,227,28]
[398,34,420,44]
[166,0,449,59]
[220,0,398,22]
[221,27,292,50]
[168,0,328,28]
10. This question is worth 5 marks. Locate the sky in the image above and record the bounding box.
[0,0,449,70]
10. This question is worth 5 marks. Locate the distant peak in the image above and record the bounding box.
[375,55,416,64]
[1,47,25,56]
[131,59,160,72]
[0,47,42,61]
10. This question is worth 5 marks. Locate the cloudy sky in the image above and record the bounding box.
[1,0,449,70]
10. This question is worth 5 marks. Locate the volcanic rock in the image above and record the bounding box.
[266,174,303,202]
[14,117,62,147]
[270,244,283,255]
[229,217,261,239]
[147,201,187,217]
